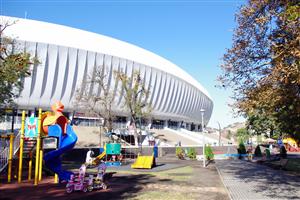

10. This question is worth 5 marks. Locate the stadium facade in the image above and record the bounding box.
[3,16,213,131]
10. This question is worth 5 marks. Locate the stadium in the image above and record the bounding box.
[3,16,213,138]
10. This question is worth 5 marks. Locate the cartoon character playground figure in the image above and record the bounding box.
[66,164,88,193]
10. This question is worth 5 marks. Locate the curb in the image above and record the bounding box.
[215,163,233,200]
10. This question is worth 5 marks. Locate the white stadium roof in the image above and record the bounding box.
[2,16,212,100]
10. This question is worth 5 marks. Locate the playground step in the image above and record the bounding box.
[22,139,37,155]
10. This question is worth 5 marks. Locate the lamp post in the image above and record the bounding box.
[200,108,205,168]
[217,121,221,146]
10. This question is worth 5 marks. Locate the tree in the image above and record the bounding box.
[204,145,214,160]
[226,130,232,140]
[75,65,116,144]
[236,128,250,144]
[246,112,279,138]
[115,70,151,146]
[0,20,37,119]
[219,1,300,140]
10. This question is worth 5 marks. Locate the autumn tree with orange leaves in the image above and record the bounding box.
[219,0,300,140]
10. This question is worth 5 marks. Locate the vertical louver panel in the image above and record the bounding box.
[15,40,27,106]
[154,72,167,111]
[164,77,175,113]
[50,46,68,105]
[116,58,127,106]
[112,57,121,104]
[29,42,48,107]
[73,50,88,104]
[180,85,191,115]
[40,44,58,107]
[149,70,158,107]
[94,53,104,97]
[168,78,178,114]
[144,66,152,105]
[60,48,77,106]
[159,75,171,112]
[15,42,213,125]
[175,83,186,114]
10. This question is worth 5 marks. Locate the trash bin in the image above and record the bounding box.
[153,145,158,158]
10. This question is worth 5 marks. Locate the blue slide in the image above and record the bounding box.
[44,124,78,181]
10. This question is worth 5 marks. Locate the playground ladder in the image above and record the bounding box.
[0,131,37,173]
[22,138,37,158]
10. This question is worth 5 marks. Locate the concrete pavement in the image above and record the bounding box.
[216,160,300,200]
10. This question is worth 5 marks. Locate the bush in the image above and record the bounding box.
[280,146,287,158]
[205,145,214,160]
[254,145,262,157]
[176,147,184,159]
[265,148,271,158]
[187,147,197,160]
[237,142,247,159]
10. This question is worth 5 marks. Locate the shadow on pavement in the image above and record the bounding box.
[217,160,300,199]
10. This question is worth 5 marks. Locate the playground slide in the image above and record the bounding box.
[92,151,106,165]
[131,155,154,169]
[44,124,77,181]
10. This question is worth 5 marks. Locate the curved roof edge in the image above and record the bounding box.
[2,15,212,100]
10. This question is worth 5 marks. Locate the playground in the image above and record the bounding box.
[0,158,229,200]
[0,102,229,200]
[1,102,299,199]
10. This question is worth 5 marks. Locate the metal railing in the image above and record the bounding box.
[0,145,9,173]
[13,131,21,155]
[0,131,21,173]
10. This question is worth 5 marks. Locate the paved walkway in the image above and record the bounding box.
[216,160,300,200]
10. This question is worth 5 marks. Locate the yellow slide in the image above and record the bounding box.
[131,155,155,169]
[92,151,106,165]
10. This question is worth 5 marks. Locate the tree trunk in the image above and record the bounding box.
[99,125,102,147]
[132,117,138,146]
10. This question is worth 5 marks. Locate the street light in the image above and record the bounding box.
[217,121,221,146]
[200,108,205,168]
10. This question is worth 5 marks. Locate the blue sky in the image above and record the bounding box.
[2,0,245,128]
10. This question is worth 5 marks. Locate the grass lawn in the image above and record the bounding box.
[65,163,229,200]
[106,166,193,181]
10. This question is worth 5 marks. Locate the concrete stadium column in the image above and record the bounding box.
[126,117,131,128]
[148,118,153,129]
[177,121,181,129]
[196,124,200,132]
[186,123,190,131]
[164,120,168,128]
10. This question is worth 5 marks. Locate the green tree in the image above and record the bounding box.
[176,147,184,159]
[187,147,196,160]
[219,0,300,141]
[254,145,262,157]
[204,145,214,160]
[226,130,232,140]
[246,113,278,138]
[237,142,247,159]
[115,70,152,146]
[0,20,36,118]
[236,128,250,143]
